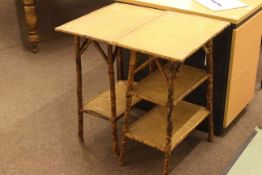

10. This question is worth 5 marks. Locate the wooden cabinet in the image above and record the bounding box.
[224,11,262,127]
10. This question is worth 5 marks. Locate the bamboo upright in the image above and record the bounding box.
[119,50,137,165]
[204,41,215,142]
[117,48,124,80]
[74,36,84,142]
[107,45,118,154]
[163,63,181,175]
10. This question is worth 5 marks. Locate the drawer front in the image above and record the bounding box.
[224,11,262,127]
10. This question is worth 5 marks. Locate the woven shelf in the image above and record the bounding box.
[83,81,140,120]
[126,101,209,152]
[131,65,208,106]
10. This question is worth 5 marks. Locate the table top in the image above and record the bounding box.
[116,12,229,62]
[56,3,229,62]
[55,3,164,44]
[117,0,262,24]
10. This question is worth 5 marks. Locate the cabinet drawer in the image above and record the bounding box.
[224,11,262,127]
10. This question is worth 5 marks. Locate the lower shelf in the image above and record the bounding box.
[83,81,140,120]
[126,101,209,152]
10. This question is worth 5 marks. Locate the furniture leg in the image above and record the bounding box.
[23,0,39,53]
[75,36,84,142]
[163,151,172,175]
[162,62,180,175]
[117,48,124,80]
[107,45,119,155]
[149,61,154,74]
[205,40,215,142]
[119,50,137,165]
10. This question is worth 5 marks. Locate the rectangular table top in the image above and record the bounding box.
[55,3,164,44]
[56,3,229,62]
[116,12,229,62]
[117,0,262,24]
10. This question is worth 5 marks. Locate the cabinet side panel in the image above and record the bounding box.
[224,11,262,127]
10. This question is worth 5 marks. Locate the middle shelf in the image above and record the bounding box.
[130,64,208,106]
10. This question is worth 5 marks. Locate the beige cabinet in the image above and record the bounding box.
[224,11,262,127]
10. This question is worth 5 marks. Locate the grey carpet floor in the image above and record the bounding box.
[0,1,261,175]
[227,128,262,175]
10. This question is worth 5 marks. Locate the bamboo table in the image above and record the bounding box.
[117,0,262,133]
[56,2,229,174]
[55,3,163,154]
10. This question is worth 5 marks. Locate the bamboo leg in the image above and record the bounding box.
[163,151,172,175]
[134,56,155,74]
[149,62,154,74]
[107,45,119,155]
[117,48,124,80]
[163,63,180,175]
[155,59,169,82]
[119,51,137,165]
[206,40,215,142]
[75,36,84,142]
[93,41,108,64]
[23,0,39,53]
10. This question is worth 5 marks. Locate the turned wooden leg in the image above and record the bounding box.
[205,40,215,142]
[23,0,39,53]
[75,36,84,142]
[119,50,137,165]
[107,45,119,155]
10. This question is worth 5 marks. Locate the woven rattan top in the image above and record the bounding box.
[56,3,229,62]
[116,12,229,62]
[55,3,164,44]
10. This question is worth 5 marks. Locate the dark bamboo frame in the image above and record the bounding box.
[74,36,123,155]
[119,40,214,175]
[204,40,215,142]
[119,50,137,164]
[162,62,181,175]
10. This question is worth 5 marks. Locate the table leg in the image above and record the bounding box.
[75,36,84,142]
[119,50,137,166]
[163,63,180,175]
[205,40,215,142]
[23,0,39,53]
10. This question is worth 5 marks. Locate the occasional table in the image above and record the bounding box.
[56,3,229,174]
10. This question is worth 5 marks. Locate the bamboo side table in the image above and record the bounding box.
[23,0,39,53]
[55,3,163,154]
[115,12,229,175]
